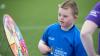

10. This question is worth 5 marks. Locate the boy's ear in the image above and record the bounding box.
[74,15,78,19]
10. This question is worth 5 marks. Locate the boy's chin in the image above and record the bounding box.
[60,24,70,28]
[60,25,66,28]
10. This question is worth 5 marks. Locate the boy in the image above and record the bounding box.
[38,0,87,56]
[81,2,100,56]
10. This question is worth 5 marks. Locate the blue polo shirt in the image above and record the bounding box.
[41,23,87,56]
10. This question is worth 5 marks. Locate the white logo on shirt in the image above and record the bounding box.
[48,37,55,40]
[89,10,100,17]
[51,48,67,56]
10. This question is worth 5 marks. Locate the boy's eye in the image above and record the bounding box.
[63,15,68,18]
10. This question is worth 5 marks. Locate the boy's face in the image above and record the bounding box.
[58,7,77,28]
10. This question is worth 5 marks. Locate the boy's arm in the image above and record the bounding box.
[38,40,51,55]
[81,20,97,56]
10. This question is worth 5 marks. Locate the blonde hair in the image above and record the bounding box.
[59,0,78,15]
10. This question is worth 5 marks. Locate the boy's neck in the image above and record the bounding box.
[61,24,74,31]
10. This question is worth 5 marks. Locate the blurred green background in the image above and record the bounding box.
[0,0,99,56]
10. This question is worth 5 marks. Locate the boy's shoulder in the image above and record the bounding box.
[46,23,60,29]
[72,25,80,33]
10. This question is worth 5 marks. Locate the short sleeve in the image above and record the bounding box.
[86,2,100,27]
[40,27,49,44]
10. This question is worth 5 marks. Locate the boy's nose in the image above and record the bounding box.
[60,17,64,20]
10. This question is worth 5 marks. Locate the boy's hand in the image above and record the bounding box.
[38,40,51,55]
[42,45,51,55]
